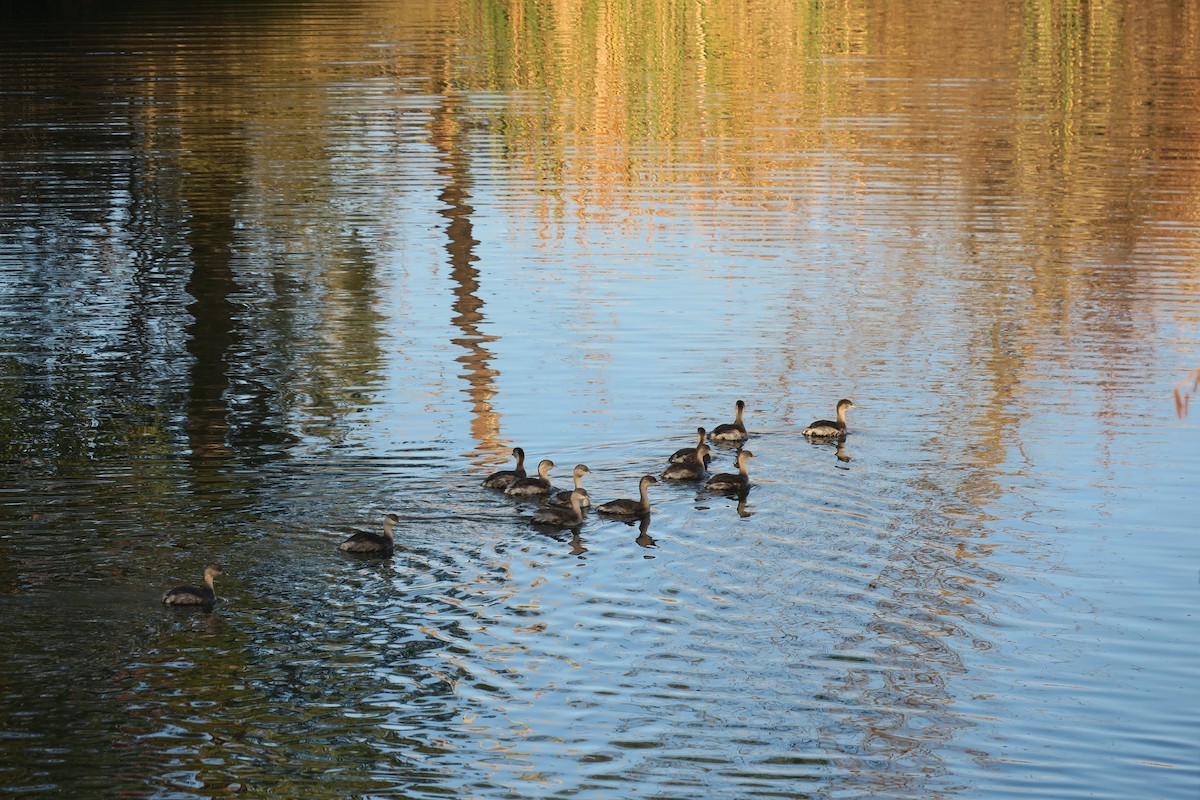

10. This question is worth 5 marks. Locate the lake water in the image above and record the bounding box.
[1,1,1197,798]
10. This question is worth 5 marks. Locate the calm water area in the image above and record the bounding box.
[1,1,1197,797]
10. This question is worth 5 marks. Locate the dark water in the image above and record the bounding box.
[1,1,1197,797]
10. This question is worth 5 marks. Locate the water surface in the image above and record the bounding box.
[1,1,1197,798]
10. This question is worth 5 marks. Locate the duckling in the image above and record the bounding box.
[663,444,711,480]
[505,459,555,497]
[162,565,223,607]
[339,513,399,556]
[549,464,592,508]
[704,450,754,493]
[709,399,748,442]
[803,399,855,437]
[596,475,659,517]
[531,489,586,527]
[482,447,526,489]
[669,427,711,465]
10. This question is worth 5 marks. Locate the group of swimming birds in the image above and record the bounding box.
[161,398,857,608]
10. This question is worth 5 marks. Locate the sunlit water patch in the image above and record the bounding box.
[2,1,1198,798]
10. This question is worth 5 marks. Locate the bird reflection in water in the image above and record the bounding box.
[835,436,852,469]
[532,519,585,555]
[806,432,853,468]
[736,488,753,518]
[199,611,223,636]
[635,516,656,553]
[606,514,657,553]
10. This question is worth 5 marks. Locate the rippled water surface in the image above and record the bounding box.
[1,1,1197,798]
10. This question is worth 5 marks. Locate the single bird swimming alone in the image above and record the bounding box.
[482,447,526,489]
[596,475,659,517]
[802,399,855,437]
[709,399,749,443]
[669,427,710,465]
[339,513,399,556]
[162,565,224,607]
[549,464,592,508]
[663,444,712,480]
[531,489,587,527]
[705,450,754,493]
[505,459,556,497]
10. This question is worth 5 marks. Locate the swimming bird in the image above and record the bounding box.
[162,565,224,607]
[482,447,526,489]
[709,399,748,442]
[802,399,855,437]
[505,459,556,497]
[339,513,399,556]
[669,427,710,465]
[663,444,711,480]
[596,475,659,517]
[704,450,754,493]
[532,489,587,527]
[549,464,592,508]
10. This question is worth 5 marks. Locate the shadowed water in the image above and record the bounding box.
[1,1,1197,798]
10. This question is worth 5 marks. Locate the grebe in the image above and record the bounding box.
[532,489,586,527]
[482,447,526,489]
[802,399,855,437]
[596,475,658,517]
[663,444,711,480]
[550,464,592,508]
[505,459,556,496]
[339,513,399,556]
[709,399,748,442]
[705,450,754,492]
[669,427,710,465]
[162,565,223,607]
